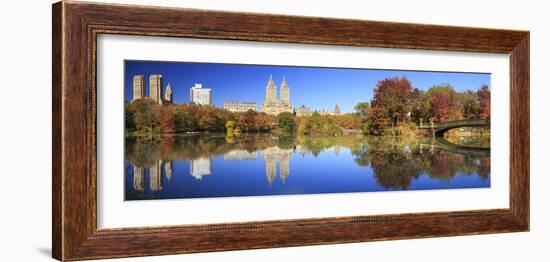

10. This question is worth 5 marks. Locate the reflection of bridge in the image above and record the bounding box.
[419,119,490,137]
[419,137,490,157]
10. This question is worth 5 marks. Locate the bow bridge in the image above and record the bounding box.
[419,119,490,137]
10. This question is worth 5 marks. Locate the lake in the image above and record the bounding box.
[124,133,490,200]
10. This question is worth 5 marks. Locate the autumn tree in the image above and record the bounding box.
[367,106,390,135]
[225,120,236,133]
[425,85,462,122]
[331,113,363,130]
[198,111,218,131]
[430,93,451,121]
[132,99,161,134]
[253,113,274,132]
[237,110,263,132]
[160,107,175,133]
[477,85,490,119]
[370,77,414,126]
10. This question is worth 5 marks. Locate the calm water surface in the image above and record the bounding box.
[124,134,490,200]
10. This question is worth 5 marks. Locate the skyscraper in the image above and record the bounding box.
[164,83,173,104]
[132,75,145,102]
[280,77,290,104]
[262,75,292,115]
[149,74,163,105]
[189,83,212,105]
[265,75,277,102]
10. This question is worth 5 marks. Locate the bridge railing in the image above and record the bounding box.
[418,119,490,129]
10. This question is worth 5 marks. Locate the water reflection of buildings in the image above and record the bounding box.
[190,158,212,180]
[133,167,144,191]
[164,161,173,181]
[223,150,257,161]
[131,146,325,191]
[133,160,172,192]
[132,158,213,192]
[262,147,292,185]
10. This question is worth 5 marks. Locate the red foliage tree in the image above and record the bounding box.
[371,77,414,126]
[254,113,274,132]
[430,93,450,122]
[477,85,491,119]
[160,108,175,133]
[237,110,257,132]
[426,85,462,122]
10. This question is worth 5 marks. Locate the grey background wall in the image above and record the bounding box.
[0,0,545,261]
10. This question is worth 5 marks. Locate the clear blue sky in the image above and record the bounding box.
[125,60,490,114]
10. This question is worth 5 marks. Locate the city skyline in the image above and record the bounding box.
[124,60,491,114]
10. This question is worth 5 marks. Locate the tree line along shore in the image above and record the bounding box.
[125,77,490,137]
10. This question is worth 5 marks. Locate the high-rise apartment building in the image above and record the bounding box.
[149,74,163,105]
[132,75,145,102]
[189,83,212,106]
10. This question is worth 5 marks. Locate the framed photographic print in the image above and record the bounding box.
[52,1,529,261]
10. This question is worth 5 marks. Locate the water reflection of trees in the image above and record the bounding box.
[294,135,364,157]
[352,137,490,189]
[125,134,490,190]
[125,134,278,168]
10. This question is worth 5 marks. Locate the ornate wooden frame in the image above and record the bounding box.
[52,1,530,261]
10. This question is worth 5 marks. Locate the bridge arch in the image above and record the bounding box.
[419,119,490,138]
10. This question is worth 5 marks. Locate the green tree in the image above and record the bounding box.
[277,112,295,134]
[298,112,343,136]
[173,105,198,132]
[461,90,481,119]
[124,102,136,133]
[409,88,429,123]
[354,102,371,121]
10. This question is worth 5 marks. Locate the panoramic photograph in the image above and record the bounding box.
[124,60,491,201]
